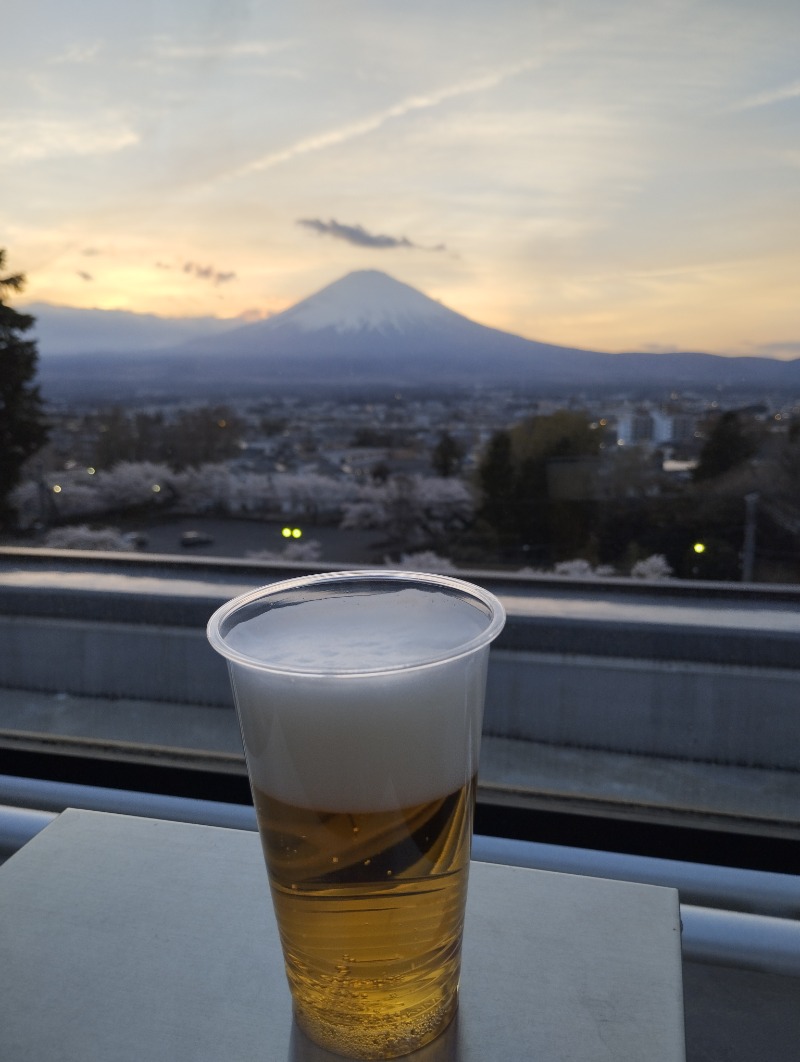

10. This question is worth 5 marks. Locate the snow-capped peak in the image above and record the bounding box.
[276,270,453,336]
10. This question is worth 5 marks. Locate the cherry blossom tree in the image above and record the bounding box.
[11,472,108,527]
[10,463,476,561]
[43,525,134,551]
[9,480,44,528]
[93,461,174,511]
[392,551,457,573]
[271,473,360,521]
[521,554,672,580]
[171,463,249,514]
[552,559,603,578]
[630,554,673,580]
[341,474,473,551]
[248,539,323,563]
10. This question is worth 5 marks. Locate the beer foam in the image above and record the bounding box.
[224,588,490,673]
[222,587,497,812]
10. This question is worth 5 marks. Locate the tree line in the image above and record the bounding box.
[471,407,799,581]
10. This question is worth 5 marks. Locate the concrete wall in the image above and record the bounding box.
[2,553,799,771]
[1,603,799,772]
[0,615,229,707]
[483,650,800,772]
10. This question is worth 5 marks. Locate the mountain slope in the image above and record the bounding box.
[176,269,594,359]
[161,269,606,389]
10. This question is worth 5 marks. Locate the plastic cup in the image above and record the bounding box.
[207,570,505,1059]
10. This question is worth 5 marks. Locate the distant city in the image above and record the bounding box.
[6,381,796,581]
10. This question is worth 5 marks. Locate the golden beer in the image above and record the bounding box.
[254,777,475,1058]
[207,571,505,1059]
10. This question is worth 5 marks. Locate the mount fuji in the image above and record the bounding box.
[36,269,800,401]
[162,268,604,387]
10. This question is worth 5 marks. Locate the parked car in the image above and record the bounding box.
[122,531,149,549]
[180,530,214,548]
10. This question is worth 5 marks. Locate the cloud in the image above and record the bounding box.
[0,117,137,162]
[157,260,237,284]
[297,218,445,252]
[154,39,296,62]
[639,342,682,354]
[733,79,800,111]
[182,261,237,285]
[752,340,800,358]
[51,42,103,65]
[76,271,93,282]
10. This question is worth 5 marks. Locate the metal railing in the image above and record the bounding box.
[2,773,799,977]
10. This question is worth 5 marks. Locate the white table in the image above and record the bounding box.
[0,809,685,1061]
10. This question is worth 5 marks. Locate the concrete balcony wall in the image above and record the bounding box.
[0,616,230,708]
[2,616,800,770]
[485,650,800,771]
[1,552,799,772]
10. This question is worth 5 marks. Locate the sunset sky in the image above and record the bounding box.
[3,0,800,357]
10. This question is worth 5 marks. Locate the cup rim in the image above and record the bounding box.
[206,568,506,677]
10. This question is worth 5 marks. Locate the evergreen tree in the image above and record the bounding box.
[0,251,48,526]
[431,430,465,477]
[476,411,601,562]
[693,411,757,482]
[476,429,518,541]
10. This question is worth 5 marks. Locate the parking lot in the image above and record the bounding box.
[116,516,386,566]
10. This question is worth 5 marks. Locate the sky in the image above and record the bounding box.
[2,0,800,357]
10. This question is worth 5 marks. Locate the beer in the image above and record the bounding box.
[207,571,505,1059]
[254,777,476,1058]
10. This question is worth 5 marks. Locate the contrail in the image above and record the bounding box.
[225,59,537,181]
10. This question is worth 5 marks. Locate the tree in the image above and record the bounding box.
[92,404,245,469]
[431,430,465,477]
[340,474,473,552]
[510,409,601,466]
[693,411,757,482]
[0,252,48,525]
[476,411,601,562]
[475,429,517,541]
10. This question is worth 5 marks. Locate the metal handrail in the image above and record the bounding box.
[1,775,799,976]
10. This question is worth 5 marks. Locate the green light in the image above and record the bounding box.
[693,542,706,554]
[281,527,292,538]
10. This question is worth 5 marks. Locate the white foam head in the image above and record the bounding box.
[208,571,505,812]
